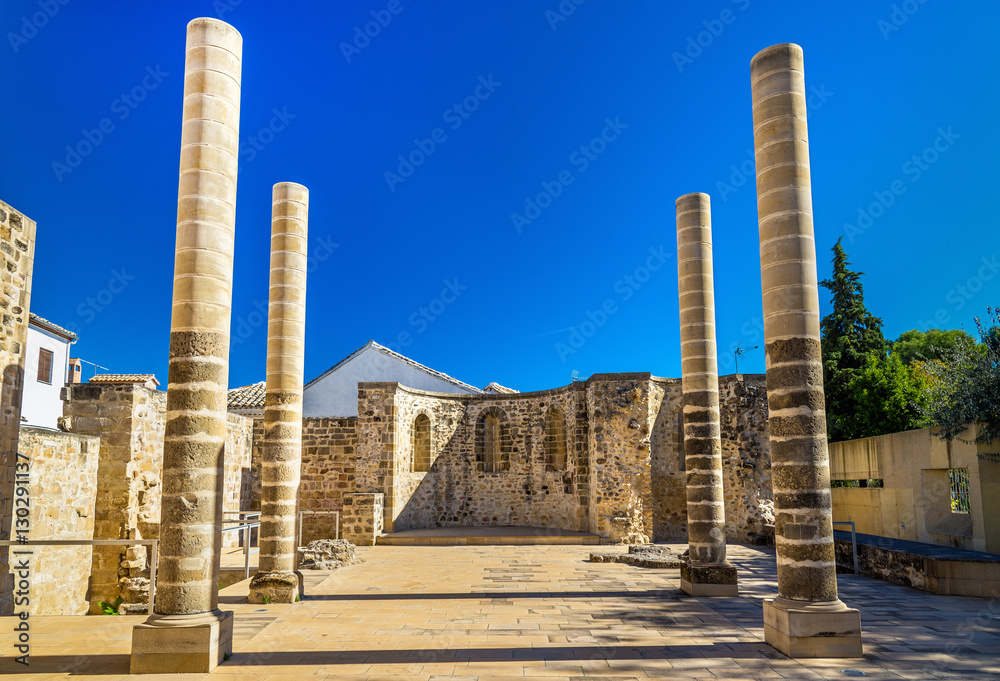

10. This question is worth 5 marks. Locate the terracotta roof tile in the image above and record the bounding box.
[228,381,265,409]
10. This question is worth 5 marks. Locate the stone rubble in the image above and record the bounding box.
[297,539,364,570]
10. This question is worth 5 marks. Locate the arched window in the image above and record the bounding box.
[477,408,509,473]
[411,414,431,472]
[544,407,567,471]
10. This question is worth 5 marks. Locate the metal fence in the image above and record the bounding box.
[832,520,859,574]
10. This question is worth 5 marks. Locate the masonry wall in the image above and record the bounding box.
[390,383,590,533]
[16,427,100,615]
[298,417,357,544]
[222,412,254,547]
[650,378,685,542]
[63,382,253,612]
[0,199,35,615]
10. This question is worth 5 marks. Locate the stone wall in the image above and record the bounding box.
[389,383,590,534]
[222,412,254,547]
[62,381,252,612]
[341,492,384,546]
[650,378,685,542]
[298,417,357,544]
[280,374,775,545]
[16,427,101,615]
[718,375,773,543]
[0,199,35,615]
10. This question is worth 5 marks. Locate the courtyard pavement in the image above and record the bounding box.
[3,543,999,680]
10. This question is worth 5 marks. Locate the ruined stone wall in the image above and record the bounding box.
[250,418,264,511]
[0,199,35,615]
[389,383,590,533]
[298,416,357,544]
[718,374,773,543]
[222,412,253,547]
[15,427,100,615]
[650,378,686,542]
[587,374,654,543]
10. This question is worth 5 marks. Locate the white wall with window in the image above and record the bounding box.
[22,316,76,429]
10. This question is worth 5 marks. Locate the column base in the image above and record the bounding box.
[130,609,233,674]
[763,597,863,658]
[248,570,303,604]
[680,561,738,597]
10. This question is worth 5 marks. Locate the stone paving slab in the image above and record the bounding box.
[2,543,999,679]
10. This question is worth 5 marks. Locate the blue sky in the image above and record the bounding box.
[1,0,997,392]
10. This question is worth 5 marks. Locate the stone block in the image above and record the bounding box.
[763,597,862,658]
[130,609,233,674]
[680,562,738,597]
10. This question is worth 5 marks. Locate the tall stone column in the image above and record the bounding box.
[130,17,242,675]
[675,192,737,597]
[249,182,309,604]
[751,43,862,657]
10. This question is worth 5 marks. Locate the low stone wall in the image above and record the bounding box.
[342,492,384,546]
[834,532,1000,598]
[15,427,101,615]
[222,412,254,548]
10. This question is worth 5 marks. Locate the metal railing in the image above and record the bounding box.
[0,539,158,614]
[222,512,261,579]
[297,510,340,548]
[832,520,859,574]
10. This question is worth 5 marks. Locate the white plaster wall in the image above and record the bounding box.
[21,325,71,429]
[303,346,478,417]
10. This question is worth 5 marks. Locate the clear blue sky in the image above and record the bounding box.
[1,1,997,392]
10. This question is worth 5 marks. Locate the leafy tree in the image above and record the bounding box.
[890,328,977,366]
[837,353,929,441]
[920,307,1000,445]
[819,238,887,441]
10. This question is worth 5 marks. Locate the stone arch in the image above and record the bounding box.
[411,413,432,472]
[543,406,567,471]
[475,406,510,473]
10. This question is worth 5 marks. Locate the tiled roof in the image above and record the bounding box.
[89,374,159,386]
[484,382,518,394]
[228,381,265,409]
[305,340,484,394]
[29,313,77,341]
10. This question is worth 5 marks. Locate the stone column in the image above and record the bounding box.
[675,192,737,597]
[249,182,309,604]
[751,43,862,657]
[130,17,242,675]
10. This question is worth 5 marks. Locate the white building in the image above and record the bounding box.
[22,313,78,429]
[229,340,515,419]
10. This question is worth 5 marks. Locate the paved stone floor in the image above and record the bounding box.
[3,543,999,679]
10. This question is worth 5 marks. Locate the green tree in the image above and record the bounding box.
[819,238,887,441]
[921,307,1000,444]
[890,328,976,366]
[837,353,930,441]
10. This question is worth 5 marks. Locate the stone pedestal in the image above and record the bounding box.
[763,598,863,658]
[130,610,233,674]
[680,562,738,597]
